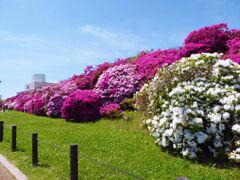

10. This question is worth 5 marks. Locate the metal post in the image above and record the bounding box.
[32,133,38,166]
[11,125,17,152]
[70,144,78,180]
[0,121,3,142]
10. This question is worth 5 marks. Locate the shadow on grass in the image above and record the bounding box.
[16,147,26,152]
[63,110,138,124]
[38,162,51,168]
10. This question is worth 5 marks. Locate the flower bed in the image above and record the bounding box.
[2,23,240,127]
[134,49,181,83]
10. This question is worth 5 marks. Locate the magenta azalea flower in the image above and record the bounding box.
[100,103,122,118]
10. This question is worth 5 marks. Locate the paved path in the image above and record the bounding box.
[0,162,16,180]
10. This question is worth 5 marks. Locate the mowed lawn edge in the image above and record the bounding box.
[0,111,239,180]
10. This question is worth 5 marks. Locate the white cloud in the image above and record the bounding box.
[80,25,115,40]
[78,25,147,51]
[4,35,44,43]
[0,30,45,45]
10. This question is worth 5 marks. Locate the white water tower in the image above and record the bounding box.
[32,74,46,83]
[21,74,56,93]
[25,74,48,91]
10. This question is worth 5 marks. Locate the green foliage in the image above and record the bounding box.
[120,98,135,111]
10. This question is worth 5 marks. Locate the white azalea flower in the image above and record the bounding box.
[208,113,221,123]
[222,112,230,120]
[232,124,240,134]
[146,119,152,125]
[236,105,240,111]
[193,117,203,124]
[214,59,232,68]
[195,132,208,144]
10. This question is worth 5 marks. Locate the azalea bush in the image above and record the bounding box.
[24,94,46,116]
[57,78,78,95]
[46,94,65,118]
[12,94,32,111]
[2,95,20,110]
[229,124,240,162]
[75,62,112,90]
[180,23,230,57]
[180,23,240,64]
[100,103,122,118]
[227,38,240,63]
[135,53,240,162]
[61,90,101,122]
[3,92,32,111]
[95,64,141,103]
[134,49,181,83]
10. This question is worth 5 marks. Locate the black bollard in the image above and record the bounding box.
[0,121,3,142]
[11,125,17,152]
[70,144,78,180]
[32,133,38,166]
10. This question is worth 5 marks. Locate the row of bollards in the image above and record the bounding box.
[0,120,78,180]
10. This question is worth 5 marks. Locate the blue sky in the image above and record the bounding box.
[0,0,240,99]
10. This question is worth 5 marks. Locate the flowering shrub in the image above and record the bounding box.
[100,103,122,118]
[180,24,230,57]
[37,85,58,101]
[229,125,240,162]
[73,57,132,90]
[229,29,240,41]
[75,62,112,90]
[95,64,141,103]
[58,78,78,95]
[46,94,65,118]
[113,57,134,66]
[13,94,32,111]
[61,90,101,122]
[227,38,240,63]
[24,94,46,116]
[135,53,240,162]
[4,92,32,111]
[134,49,181,83]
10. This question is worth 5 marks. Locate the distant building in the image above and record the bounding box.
[25,74,55,91]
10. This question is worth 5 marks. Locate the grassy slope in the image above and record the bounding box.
[0,111,239,180]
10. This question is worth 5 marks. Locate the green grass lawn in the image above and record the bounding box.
[0,111,239,180]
